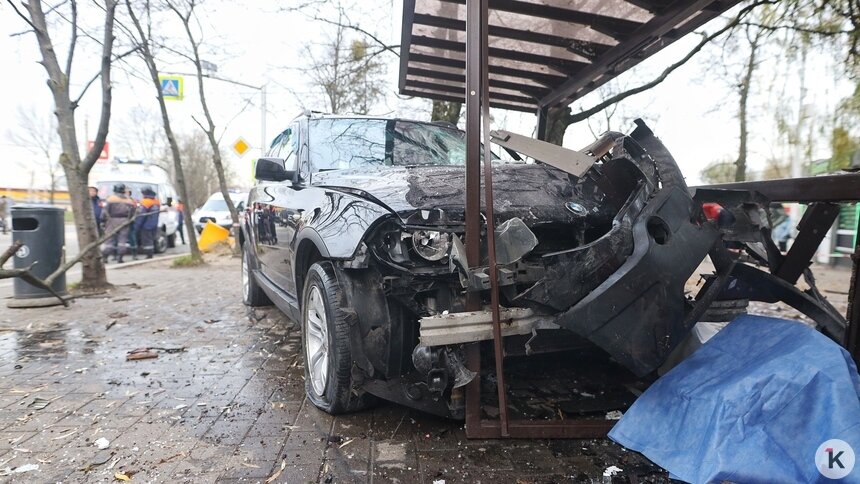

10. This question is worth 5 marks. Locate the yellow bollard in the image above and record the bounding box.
[197,222,230,252]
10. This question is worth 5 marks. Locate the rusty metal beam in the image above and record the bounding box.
[775,203,840,285]
[695,174,860,203]
[847,210,860,364]
[536,106,548,142]
[478,0,510,437]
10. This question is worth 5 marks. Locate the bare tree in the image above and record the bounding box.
[6,0,120,290]
[166,0,239,243]
[431,101,461,124]
[6,107,62,204]
[301,8,386,114]
[115,105,165,161]
[124,0,202,262]
[543,0,772,146]
[163,130,233,211]
[733,26,767,181]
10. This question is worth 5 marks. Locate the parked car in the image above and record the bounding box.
[91,160,180,253]
[241,113,846,418]
[192,191,247,233]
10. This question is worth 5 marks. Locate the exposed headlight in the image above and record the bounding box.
[411,230,451,261]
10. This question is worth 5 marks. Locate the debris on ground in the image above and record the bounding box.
[126,349,158,361]
[126,346,186,360]
[603,465,622,477]
[114,471,131,481]
[27,396,51,410]
[609,315,860,483]
[0,463,39,476]
[94,437,110,449]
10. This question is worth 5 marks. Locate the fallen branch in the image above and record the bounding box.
[0,210,160,306]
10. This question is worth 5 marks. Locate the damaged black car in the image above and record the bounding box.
[240,113,847,418]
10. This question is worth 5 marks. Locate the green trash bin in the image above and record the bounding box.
[8,205,67,308]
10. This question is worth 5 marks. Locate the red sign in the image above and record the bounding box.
[87,141,110,161]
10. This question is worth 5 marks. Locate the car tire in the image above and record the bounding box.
[166,233,176,249]
[155,231,167,254]
[242,244,271,307]
[302,261,373,414]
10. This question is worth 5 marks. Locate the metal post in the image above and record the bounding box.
[847,209,860,363]
[260,84,267,155]
[464,0,482,286]
[536,106,548,142]
[478,0,509,437]
[464,0,484,437]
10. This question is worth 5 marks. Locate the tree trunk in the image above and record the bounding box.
[65,165,107,289]
[20,0,114,291]
[545,106,571,146]
[175,6,239,247]
[125,1,202,261]
[431,100,461,124]
[735,29,761,182]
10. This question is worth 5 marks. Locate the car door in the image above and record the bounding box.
[258,123,303,297]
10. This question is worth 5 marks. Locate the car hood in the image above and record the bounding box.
[311,164,603,226]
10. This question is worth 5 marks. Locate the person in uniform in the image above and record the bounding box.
[101,184,136,263]
[135,186,160,259]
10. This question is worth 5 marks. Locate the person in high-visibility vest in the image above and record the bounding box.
[135,186,161,259]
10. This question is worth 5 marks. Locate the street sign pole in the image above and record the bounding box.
[260,84,267,156]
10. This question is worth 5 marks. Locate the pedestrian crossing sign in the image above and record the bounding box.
[158,75,183,101]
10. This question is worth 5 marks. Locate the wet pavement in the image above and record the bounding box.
[0,255,658,483]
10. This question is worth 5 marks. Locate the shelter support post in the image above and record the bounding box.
[847,209,860,363]
[462,0,613,439]
[536,106,549,142]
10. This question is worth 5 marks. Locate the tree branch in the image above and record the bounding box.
[81,0,118,174]
[564,0,775,126]
[307,12,399,58]
[4,0,37,31]
[65,0,77,77]
[72,46,139,108]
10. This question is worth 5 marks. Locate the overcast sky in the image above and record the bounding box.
[0,0,853,193]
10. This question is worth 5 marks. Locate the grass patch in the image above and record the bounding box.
[172,254,205,268]
[64,210,74,223]
[67,281,79,291]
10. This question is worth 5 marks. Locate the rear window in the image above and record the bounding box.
[200,199,229,211]
[97,182,158,201]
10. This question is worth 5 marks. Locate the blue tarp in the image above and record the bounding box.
[608,314,860,483]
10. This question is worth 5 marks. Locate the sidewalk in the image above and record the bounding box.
[0,255,651,483]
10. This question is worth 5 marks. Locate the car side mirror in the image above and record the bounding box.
[255,157,294,182]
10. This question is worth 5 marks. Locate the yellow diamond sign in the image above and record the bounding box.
[232,137,250,157]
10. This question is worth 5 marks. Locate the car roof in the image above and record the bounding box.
[296,112,461,129]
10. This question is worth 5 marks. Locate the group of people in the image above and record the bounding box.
[91,183,179,263]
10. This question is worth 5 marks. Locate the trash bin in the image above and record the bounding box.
[8,205,67,308]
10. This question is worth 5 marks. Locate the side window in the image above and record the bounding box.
[281,125,298,171]
[268,131,286,158]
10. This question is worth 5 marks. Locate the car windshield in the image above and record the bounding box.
[309,118,497,170]
[200,199,229,211]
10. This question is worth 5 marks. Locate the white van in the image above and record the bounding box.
[90,160,181,253]
[192,191,248,233]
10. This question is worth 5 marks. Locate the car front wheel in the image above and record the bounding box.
[302,261,373,414]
